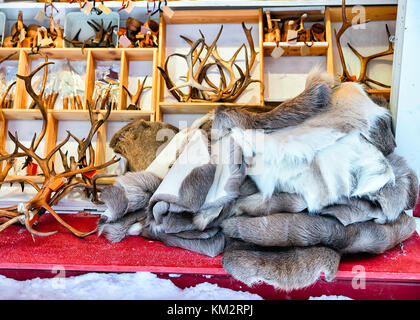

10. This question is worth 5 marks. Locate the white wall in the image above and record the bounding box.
[392,0,420,178]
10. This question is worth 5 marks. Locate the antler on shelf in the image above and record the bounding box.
[335,0,394,88]
[158,22,261,103]
[122,76,151,110]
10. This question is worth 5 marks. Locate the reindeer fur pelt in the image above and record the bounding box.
[98,68,418,291]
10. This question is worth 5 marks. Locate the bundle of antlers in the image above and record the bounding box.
[158,22,260,103]
[0,60,119,238]
[335,0,394,88]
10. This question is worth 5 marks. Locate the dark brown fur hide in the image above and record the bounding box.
[110,119,179,172]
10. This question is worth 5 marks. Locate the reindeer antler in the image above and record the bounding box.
[158,23,260,103]
[335,0,393,88]
[0,63,119,238]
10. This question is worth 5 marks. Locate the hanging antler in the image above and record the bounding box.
[335,0,393,88]
[347,24,394,88]
[0,61,119,238]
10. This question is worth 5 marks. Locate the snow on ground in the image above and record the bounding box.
[415,217,420,235]
[0,272,263,300]
[308,295,353,300]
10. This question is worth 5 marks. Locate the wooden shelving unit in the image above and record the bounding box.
[0,3,398,184]
[0,46,158,180]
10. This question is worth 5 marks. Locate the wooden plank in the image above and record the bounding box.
[325,8,335,75]
[2,109,43,120]
[90,48,123,61]
[50,110,154,121]
[258,9,265,104]
[160,102,263,114]
[13,50,30,109]
[163,9,260,24]
[328,5,397,22]
[156,15,166,122]
[95,112,107,171]
[84,50,95,109]
[151,48,159,121]
[367,89,391,101]
[119,50,129,110]
[3,175,115,185]
[44,112,58,163]
[124,48,155,61]
[24,48,88,60]
[263,42,329,57]
[0,110,7,154]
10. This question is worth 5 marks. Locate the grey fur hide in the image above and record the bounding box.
[97,68,418,291]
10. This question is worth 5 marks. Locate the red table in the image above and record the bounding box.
[0,212,419,299]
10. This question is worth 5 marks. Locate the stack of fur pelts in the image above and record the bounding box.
[98,69,418,292]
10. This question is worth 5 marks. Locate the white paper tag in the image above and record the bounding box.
[119,35,132,48]
[81,1,93,15]
[19,29,26,43]
[98,3,112,15]
[300,44,310,56]
[286,30,298,43]
[34,10,47,23]
[124,0,135,13]
[271,46,284,59]
[140,26,151,35]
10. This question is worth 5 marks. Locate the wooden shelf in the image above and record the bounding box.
[1,109,154,121]
[162,8,261,24]
[328,5,397,22]
[366,89,391,101]
[159,102,264,114]
[2,109,43,120]
[263,42,329,57]
[4,175,115,185]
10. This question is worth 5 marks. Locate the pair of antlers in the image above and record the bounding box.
[0,60,119,238]
[335,0,394,88]
[158,22,260,103]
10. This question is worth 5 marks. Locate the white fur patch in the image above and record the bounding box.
[127,222,143,236]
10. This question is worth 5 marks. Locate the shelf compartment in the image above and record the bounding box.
[157,9,265,120]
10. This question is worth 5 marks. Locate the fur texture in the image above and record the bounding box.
[222,212,415,254]
[221,212,415,291]
[97,69,418,289]
[110,119,179,172]
[222,78,397,215]
[100,171,161,222]
[222,240,341,292]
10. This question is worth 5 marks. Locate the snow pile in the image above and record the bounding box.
[308,295,353,300]
[0,272,263,300]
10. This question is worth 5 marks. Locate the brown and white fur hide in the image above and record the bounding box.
[216,68,410,222]
[221,212,416,291]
